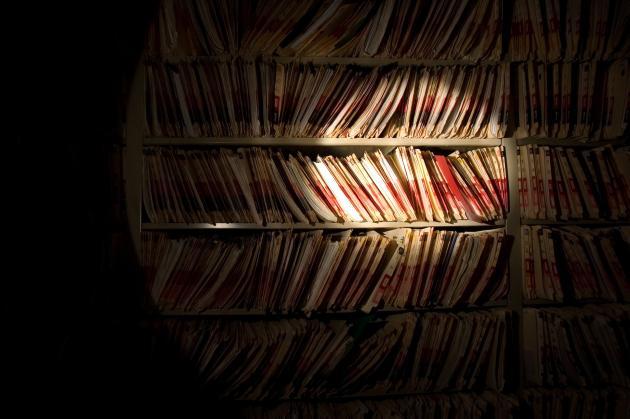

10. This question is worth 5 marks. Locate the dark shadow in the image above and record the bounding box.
[3,1,232,414]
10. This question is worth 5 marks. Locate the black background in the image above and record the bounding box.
[3,1,218,412]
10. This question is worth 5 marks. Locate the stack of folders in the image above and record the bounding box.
[156,310,510,399]
[509,0,630,61]
[142,228,510,313]
[521,226,630,302]
[143,146,508,224]
[523,305,630,388]
[238,392,518,419]
[521,388,630,419]
[514,60,629,139]
[145,61,510,139]
[517,145,630,221]
[147,0,502,60]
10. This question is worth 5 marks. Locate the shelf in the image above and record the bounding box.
[521,384,630,393]
[229,388,511,403]
[327,388,507,402]
[516,137,627,147]
[132,6,630,409]
[148,54,624,67]
[142,220,505,230]
[150,301,508,318]
[521,219,629,226]
[274,56,498,66]
[144,137,503,147]
[148,54,501,67]
[523,299,628,308]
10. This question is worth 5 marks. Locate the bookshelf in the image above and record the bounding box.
[124,0,630,415]
[143,220,505,230]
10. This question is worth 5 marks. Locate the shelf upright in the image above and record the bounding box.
[503,138,524,393]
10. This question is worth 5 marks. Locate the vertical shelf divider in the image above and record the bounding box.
[503,138,523,393]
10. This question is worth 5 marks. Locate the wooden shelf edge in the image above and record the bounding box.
[521,384,630,392]
[521,219,629,226]
[523,299,629,308]
[515,137,627,147]
[142,220,506,230]
[150,301,509,318]
[147,55,499,66]
[144,137,503,147]
[227,388,512,403]
[147,54,626,66]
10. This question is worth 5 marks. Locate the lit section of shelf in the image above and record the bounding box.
[142,220,505,230]
[144,137,503,147]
